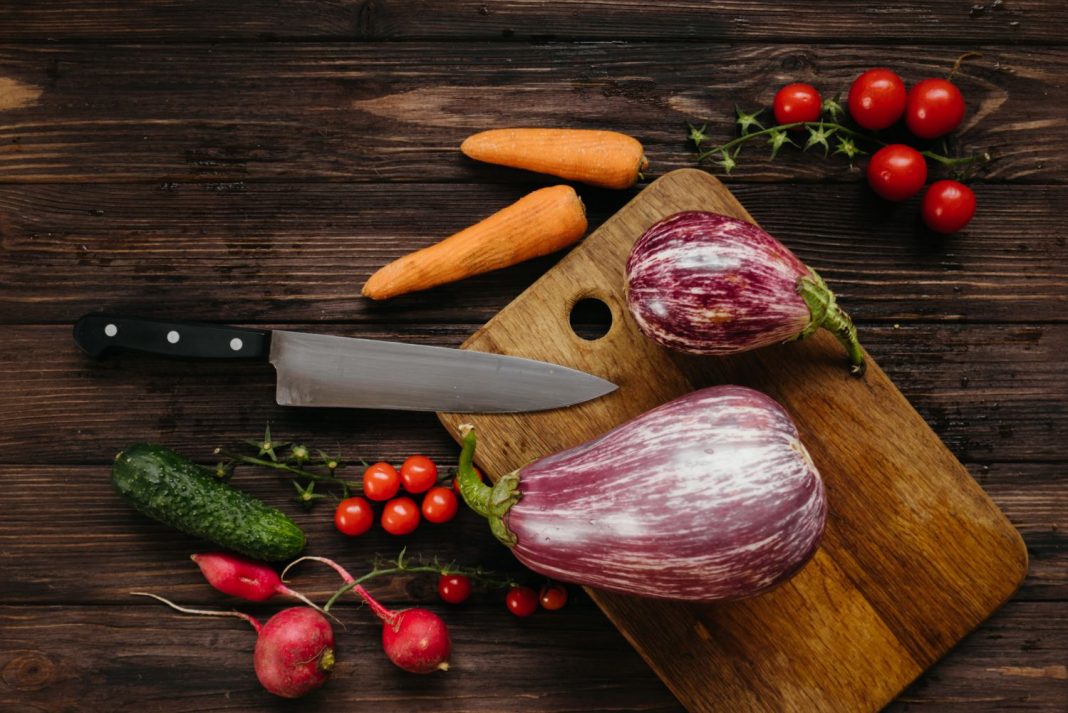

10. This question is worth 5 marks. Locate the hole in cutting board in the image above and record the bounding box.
[569,297,613,341]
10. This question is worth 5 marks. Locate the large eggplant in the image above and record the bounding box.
[625,211,865,375]
[456,386,826,602]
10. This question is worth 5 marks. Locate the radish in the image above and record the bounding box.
[288,556,452,674]
[625,211,865,375]
[455,386,827,602]
[132,592,335,698]
[191,552,324,609]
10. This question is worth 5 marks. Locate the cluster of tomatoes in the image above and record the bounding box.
[438,573,569,617]
[773,67,977,234]
[334,455,460,536]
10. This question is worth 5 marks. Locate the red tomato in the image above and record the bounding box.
[437,574,472,605]
[906,78,965,139]
[362,462,400,502]
[333,496,374,537]
[380,496,420,535]
[773,83,822,125]
[866,144,928,201]
[421,486,459,524]
[505,585,538,618]
[848,68,907,130]
[922,180,976,234]
[538,583,568,611]
[400,455,438,494]
[452,466,484,495]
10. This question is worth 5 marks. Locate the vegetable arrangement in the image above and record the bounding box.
[626,211,865,375]
[690,57,988,233]
[455,386,827,602]
[104,58,985,692]
[132,546,571,697]
[212,428,459,537]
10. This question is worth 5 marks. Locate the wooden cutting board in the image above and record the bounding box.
[438,168,1027,712]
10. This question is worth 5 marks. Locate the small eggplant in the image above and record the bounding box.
[456,386,826,602]
[625,211,865,375]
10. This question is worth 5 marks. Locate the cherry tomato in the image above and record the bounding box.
[539,583,568,611]
[866,144,928,201]
[400,455,438,494]
[452,466,484,495]
[380,496,420,535]
[437,574,472,605]
[773,83,822,126]
[505,585,538,618]
[362,462,400,502]
[421,486,459,524]
[922,180,976,234]
[333,496,374,537]
[906,78,965,139]
[848,68,907,130]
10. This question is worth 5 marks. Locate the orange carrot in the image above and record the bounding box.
[362,185,587,300]
[460,128,648,189]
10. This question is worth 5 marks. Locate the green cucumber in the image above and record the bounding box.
[112,443,306,561]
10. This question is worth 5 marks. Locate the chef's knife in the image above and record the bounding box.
[73,314,617,413]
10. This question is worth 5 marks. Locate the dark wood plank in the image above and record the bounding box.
[2,183,1065,325]
[0,461,1060,605]
[0,600,685,712]
[1,601,1061,712]
[0,323,1064,464]
[0,44,1064,183]
[971,463,1067,602]
[887,602,1067,712]
[0,1,1064,44]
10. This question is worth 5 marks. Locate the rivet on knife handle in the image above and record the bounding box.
[73,314,270,360]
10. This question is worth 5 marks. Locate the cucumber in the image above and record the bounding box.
[112,443,306,561]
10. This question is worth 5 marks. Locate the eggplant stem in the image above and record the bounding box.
[797,269,866,377]
[456,427,520,547]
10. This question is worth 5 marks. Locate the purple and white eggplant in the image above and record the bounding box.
[456,386,826,602]
[625,211,865,375]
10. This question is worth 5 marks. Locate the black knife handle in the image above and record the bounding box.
[73,314,270,360]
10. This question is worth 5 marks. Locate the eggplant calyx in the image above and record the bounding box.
[455,427,521,548]
[797,268,867,377]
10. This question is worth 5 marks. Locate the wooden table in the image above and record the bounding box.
[1,3,1064,711]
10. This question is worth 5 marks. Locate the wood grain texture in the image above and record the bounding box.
[438,169,1030,712]
[0,4,1064,709]
[1,322,1064,464]
[1,183,1065,325]
[0,461,1061,606]
[0,1,1064,43]
[0,44,1064,183]
[2,601,1062,713]
[0,602,684,713]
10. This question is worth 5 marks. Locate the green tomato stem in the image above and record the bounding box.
[696,120,985,168]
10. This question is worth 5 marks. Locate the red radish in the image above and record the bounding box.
[455,386,827,602]
[294,556,452,674]
[132,592,334,698]
[191,552,324,609]
[625,211,865,375]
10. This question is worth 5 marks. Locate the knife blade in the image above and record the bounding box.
[73,314,617,413]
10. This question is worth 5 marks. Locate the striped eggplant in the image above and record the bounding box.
[456,386,826,602]
[625,211,865,375]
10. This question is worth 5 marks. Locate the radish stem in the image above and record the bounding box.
[130,591,263,633]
